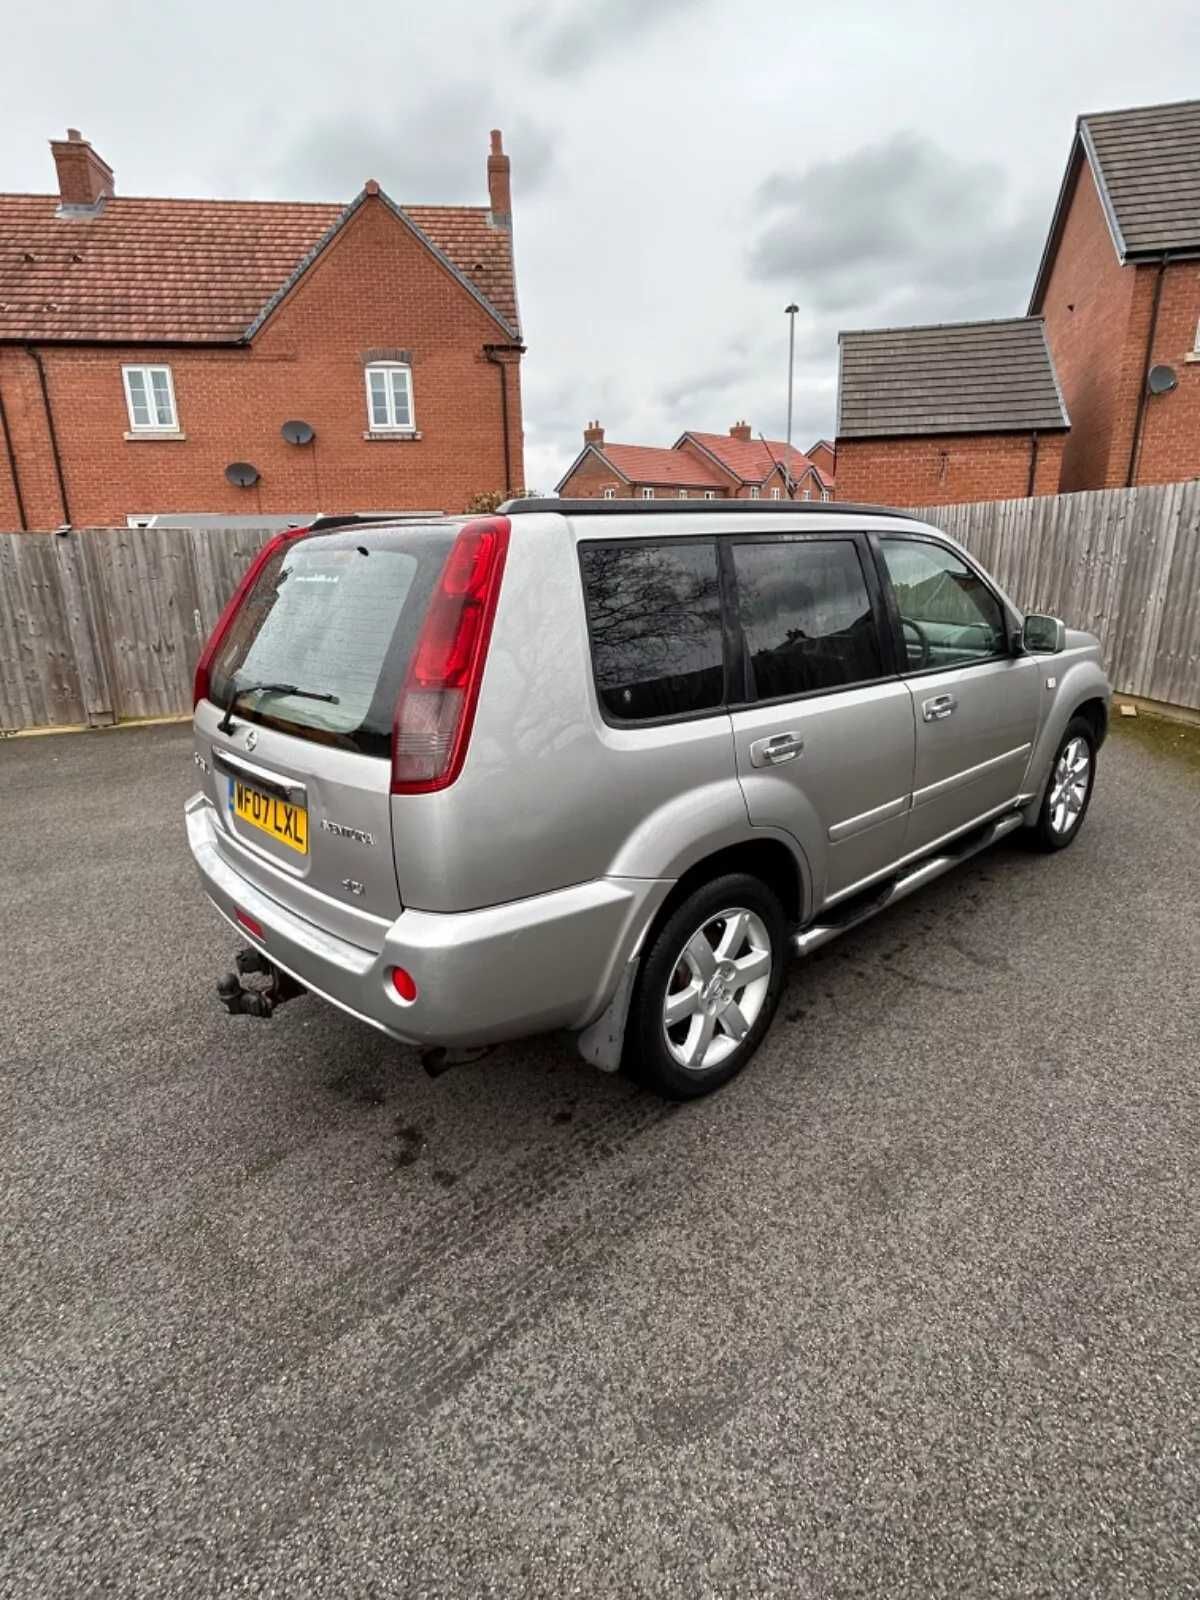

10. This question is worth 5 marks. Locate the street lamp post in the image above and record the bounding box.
[784,303,799,497]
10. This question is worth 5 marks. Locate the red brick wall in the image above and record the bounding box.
[1040,161,1200,489]
[1039,161,1137,490]
[834,431,1066,507]
[0,196,523,530]
[1131,261,1200,486]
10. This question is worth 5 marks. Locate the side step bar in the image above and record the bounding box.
[792,811,1024,958]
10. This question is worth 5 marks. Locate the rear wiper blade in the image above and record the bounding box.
[217,680,339,734]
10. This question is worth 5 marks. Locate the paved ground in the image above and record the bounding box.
[2,720,1198,1599]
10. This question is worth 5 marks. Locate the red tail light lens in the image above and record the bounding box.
[235,908,264,940]
[192,525,310,708]
[391,517,510,793]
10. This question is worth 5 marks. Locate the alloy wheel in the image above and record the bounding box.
[1049,735,1091,835]
[662,907,773,1072]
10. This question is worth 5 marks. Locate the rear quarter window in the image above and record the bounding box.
[579,540,725,721]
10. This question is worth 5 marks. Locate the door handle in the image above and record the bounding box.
[922,694,958,722]
[749,732,804,768]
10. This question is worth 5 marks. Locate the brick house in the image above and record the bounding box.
[835,318,1069,506]
[1030,98,1200,492]
[556,420,828,500]
[0,128,523,530]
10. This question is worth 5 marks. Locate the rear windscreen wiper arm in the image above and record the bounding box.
[217,680,339,734]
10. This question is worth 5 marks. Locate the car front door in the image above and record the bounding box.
[727,532,916,908]
[873,534,1041,858]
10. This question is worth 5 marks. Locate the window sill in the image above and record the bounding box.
[125,429,186,441]
[1184,351,1200,364]
[363,429,422,442]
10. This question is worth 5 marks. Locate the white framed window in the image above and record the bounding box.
[770,487,782,500]
[820,489,831,502]
[704,490,716,500]
[642,487,655,500]
[122,365,177,431]
[365,362,414,431]
[1194,316,1200,352]
[749,486,760,500]
[677,489,688,500]
[801,488,813,501]
[603,486,616,500]
[126,514,156,528]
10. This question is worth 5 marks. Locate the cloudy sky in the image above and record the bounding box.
[4,0,1198,491]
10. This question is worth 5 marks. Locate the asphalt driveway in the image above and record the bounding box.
[2,719,1198,1598]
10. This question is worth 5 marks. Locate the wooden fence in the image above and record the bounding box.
[0,485,1198,733]
[0,524,274,732]
[909,481,1200,713]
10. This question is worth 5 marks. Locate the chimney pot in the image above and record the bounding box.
[584,420,605,446]
[488,129,512,229]
[50,129,113,210]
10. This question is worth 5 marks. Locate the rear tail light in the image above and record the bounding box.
[391,516,510,793]
[192,525,311,708]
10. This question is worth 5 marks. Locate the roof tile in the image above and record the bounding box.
[0,193,518,343]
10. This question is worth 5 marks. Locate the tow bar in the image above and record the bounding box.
[217,946,307,1018]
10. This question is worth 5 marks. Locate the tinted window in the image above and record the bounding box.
[879,538,1007,669]
[580,541,724,720]
[208,526,456,757]
[732,539,882,699]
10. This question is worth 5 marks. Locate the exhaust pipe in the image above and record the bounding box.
[217,947,306,1018]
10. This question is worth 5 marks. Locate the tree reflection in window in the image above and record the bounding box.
[580,541,724,720]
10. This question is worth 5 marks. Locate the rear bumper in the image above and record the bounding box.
[186,794,668,1048]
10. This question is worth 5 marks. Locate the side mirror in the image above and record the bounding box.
[1022,612,1066,654]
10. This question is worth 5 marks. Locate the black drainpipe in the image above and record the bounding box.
[0,376,29,531]
[1125,254,1169,487]
[26,346,71,526]
[483,343,525,496]
[1026,430,1040,498]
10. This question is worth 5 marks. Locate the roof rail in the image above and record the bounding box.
[501,496,909,519]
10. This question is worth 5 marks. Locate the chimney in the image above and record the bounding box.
[583,419,605,446]
[488,129,512,228]
[50,128,113,212]
[730,420,752,442]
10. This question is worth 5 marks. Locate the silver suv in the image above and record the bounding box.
[187,500,1110,1099]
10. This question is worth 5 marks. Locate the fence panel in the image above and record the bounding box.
[1,500,1198,734]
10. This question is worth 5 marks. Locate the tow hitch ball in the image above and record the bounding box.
[217,946,306,1018]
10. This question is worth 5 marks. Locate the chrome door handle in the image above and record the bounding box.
[922,694,958,722]
[749,732,804,768]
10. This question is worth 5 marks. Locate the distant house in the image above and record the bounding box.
[556,420,829,500]
[0,128,523,530]
[834,318,1070,507]
[1031,97,1200,492]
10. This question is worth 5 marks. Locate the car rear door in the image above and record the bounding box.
[727,531,916,908]
[195,523,458,930]
[872,533,1040,858]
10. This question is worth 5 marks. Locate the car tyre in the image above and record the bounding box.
[1031,716,1097,852]
[623,873,788,1101]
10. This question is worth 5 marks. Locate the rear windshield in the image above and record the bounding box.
[208,526,456,757]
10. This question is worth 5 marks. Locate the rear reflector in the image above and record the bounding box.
[235,908,264,940]
[192,524,311,709]
[391,516,510,794]
[389,966,418,1003]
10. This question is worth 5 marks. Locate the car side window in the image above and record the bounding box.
[878,538,1007,670]
[579,540,725,721]
[731,538,883,700]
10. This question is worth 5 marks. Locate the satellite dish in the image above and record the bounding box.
[281,419,315,445]
[225,461,261,488]
[1147,364,1178,396]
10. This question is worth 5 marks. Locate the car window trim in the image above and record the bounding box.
[722,528,902,707]
[867,529,1015,678]
[577,534,732,729]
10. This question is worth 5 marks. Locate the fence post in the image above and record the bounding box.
[54,529,116,727]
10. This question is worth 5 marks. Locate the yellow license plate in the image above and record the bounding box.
[231,779,308,855]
